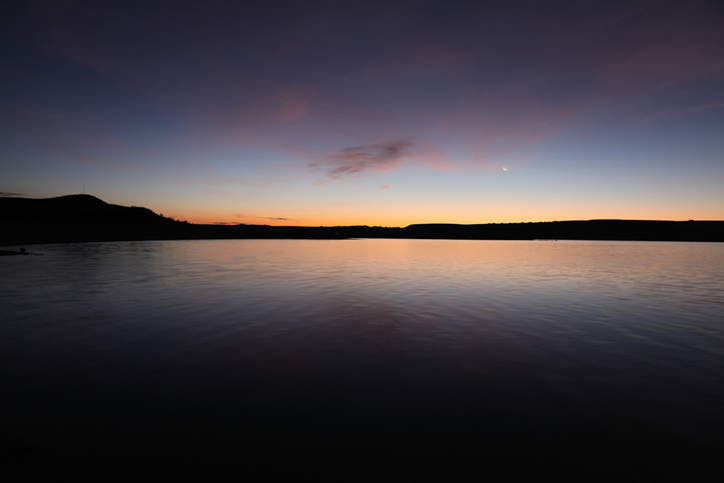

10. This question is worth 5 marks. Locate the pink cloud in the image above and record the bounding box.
[557,0,724,92]
[425,95,582,169]
[230,87,317,124]
[210,86,319,147]
[395,43,474,76]
[404,143,453,171]
[598,41,724,88]
[276,87,317,122]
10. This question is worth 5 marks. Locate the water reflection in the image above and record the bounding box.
[1,239,722,477]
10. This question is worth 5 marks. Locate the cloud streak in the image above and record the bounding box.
[44,140,135,171]
[311,141,413,179]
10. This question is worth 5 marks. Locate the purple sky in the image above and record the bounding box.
[1,0,723,225]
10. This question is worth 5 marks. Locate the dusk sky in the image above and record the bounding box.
[1,0,723,226]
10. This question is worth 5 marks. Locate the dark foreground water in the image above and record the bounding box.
[1,239,723,479]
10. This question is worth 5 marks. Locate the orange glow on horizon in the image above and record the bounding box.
[182,208,724,227]
[140,194,724,228]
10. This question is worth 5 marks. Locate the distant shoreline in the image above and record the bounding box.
[2,195,723,246]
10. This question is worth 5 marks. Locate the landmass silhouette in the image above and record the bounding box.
[1,194,722,247]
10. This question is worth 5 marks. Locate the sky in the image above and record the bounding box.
[1,0,723,226]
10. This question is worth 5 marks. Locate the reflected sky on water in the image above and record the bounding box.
[1,239,723,478]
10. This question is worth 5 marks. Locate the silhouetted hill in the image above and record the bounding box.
[0,195,359,245]
[1,195,722,246]
[0,195,190,245]
[0,194,160,223]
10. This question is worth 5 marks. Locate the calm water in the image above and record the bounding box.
[1,239,723,478]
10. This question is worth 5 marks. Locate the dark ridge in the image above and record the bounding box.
[0,194,186,246]
[1,195,722,246]
[0,194,156,221]
[399,220,724,242]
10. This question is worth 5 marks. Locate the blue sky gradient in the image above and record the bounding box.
[1,0,723,225]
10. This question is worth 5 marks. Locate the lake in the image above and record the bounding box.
[1,239,723,479]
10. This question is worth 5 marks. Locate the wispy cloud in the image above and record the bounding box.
[638,101,724,126]
[311,141,413,179]
[213,214,295,225]
[44,140,134,171]
[379,183,391,190]
[2,108,149,172]
[0,192,23,197]
[217,87,317,129]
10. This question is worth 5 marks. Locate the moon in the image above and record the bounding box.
[503,167,508,171]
